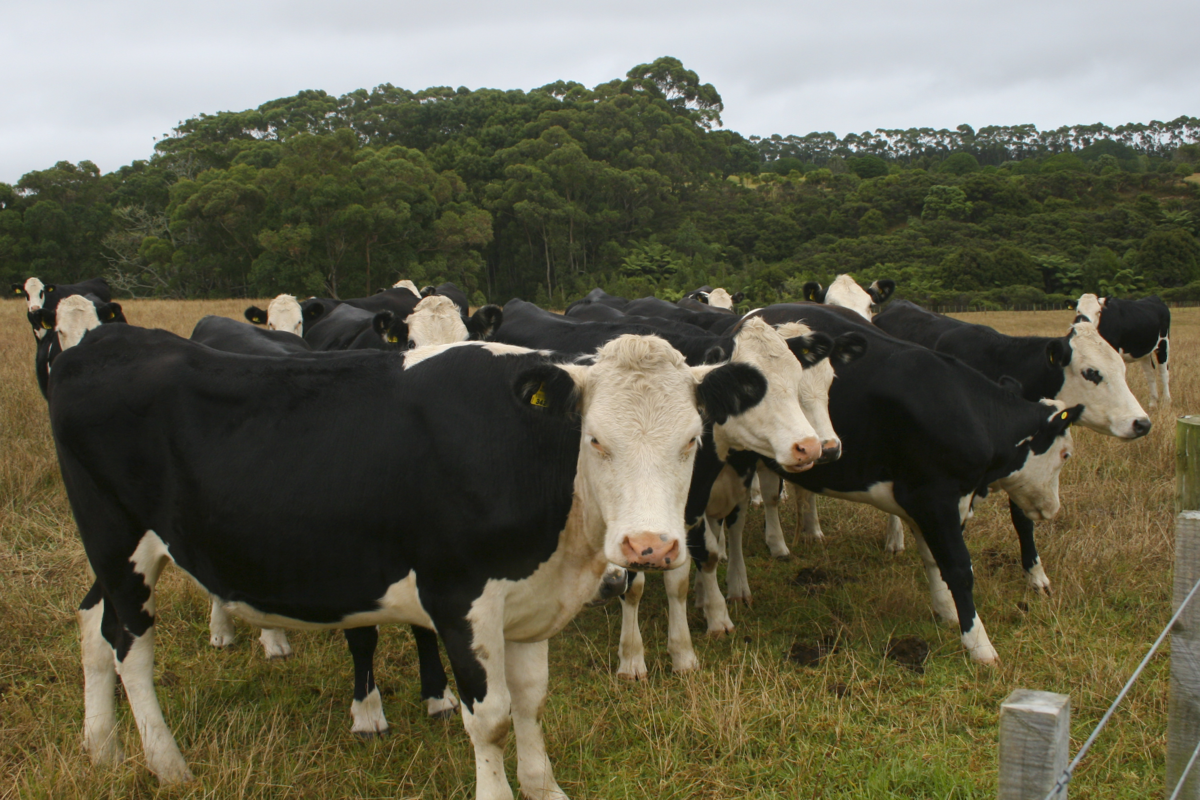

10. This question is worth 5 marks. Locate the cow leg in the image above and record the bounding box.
[438,594,515,800]
[79,582,123,767]
[884,515,905,553]
[208,598,236,647]
[908,526,959,624]
[1160,343,1172,404]
[1141,356,1160,408]
[665,564,702,670]
[413,625,459,717]
[345,626,387,735]
[792,487,823,542]
[757,464,790,559]
[617,572,648,680]
[903,496,997,664]
[258,628,293,659]
[110,536,192,782]
[725,502,752,604]
[1010,498,1050,593]
[694,517,733,633]
[508,640,567,800]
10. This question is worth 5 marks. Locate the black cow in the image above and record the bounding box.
[745,304,1082,663]
[802,275,895,320]
[29,294,125,399]
[13,277,113,340]
[1075,293,1172,407]
[51,314,767,794]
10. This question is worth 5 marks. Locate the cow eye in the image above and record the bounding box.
[1062,451,1071,461]
[589,436,607,455]
[407,339,417,349]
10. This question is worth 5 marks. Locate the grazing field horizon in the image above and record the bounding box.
[0,299,1188,798]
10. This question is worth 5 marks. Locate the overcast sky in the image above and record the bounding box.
[4,0,1198,185]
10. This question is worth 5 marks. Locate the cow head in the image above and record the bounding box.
[404,296,504,348]
[244,294,303,336]
[1050,321,1149,439]
[513,334,766,570]
[820,274,895,320]
[392,279,420,296]
[710,317,834,472]
[1073,293,1104,325]
[14,277,46,310]
[706,288,743,310]
[993,402,1084,521]
[772,321,869,463]
[52,294,123,351]
[371,311,410,348]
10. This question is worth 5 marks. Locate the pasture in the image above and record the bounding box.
[0,299,1186,798]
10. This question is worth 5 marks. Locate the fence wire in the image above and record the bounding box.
[1041,573,1200,800]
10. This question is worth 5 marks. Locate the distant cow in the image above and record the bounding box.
[51,312,766,794]
[29,294,125,398]
[13,277,113,340]
[683,286,745,310]
[245,286,422,336]
[1075,293,1171,407]
[803,275,895,320]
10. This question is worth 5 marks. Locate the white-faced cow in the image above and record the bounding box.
[29,294,125,399]
[683,286,745,310]
[51,310,768,797]
[13,276,113,340]
[1074,292,1171,407]
[803,275,896,320]
[745,304,1082,663]
[873,299,1149,591]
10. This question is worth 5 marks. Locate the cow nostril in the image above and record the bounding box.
[1133,418,1152,437]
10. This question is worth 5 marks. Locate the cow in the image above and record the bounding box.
[621,296,742,334]
[683,286,745,310]
[492,299,866,676]
[803,275,896,320]
[405,295,504,350]
[50,306,768,795]
[419,281,472,318]
[30,294,125,399]
[13,277,113,340]
[1074,293,1172,407]
[738,304,1082,663]
[874,299,1150,590]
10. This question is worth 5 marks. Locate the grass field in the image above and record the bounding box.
[0,300,1187,798]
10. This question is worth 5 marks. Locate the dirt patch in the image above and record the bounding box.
[979,548,1019,573]
[787,634,841,667]
[790,568,857,595]
[885,636,930,673]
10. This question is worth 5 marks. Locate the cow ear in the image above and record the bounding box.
[513,363,579,414]
[387,319,409,346]
[702,345,726,365]
[1045,404,1085,434]
[466,305,503,340]
[245,306,267,325]
[99,302,123,323]
[1064,299,1077,310]
[997,375,1023,395]
[35,309,56,330]
[302,303,326,323]
[694,292,710,305]
[731,291,745,304]
[375,288,386,294]
[44,284,56,293]
[786,332,834,367]
[1045,338,1072,368]
[694,362,767,425]
[11,284,24,297]
[803,282,822,302]
[868,279,895,304]
[420,285,437,298]
[372,311,397,341]
[831,331,869,365]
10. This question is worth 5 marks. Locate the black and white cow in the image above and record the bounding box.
[682,286,745,310]
[1075,293,1172,407]
[492,299,864,676]
[745,304,1082,663]
[13,276,113,340]
[419,281,472,318]
[30,294,125,399]
[803,275,895,320]
[874,299,1150,590]
[246,286,423,336]
[51,311,767,796]
[405,295,504,350]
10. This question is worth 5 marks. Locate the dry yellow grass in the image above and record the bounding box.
[0,299,1190,798]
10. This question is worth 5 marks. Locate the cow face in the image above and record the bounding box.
[715,318,828,472]
[822,275,876,320]
[707,288,741,310]
[516,334,766,571]
[1053,322,1149,439]
[994,403,1084,520]
[775,322,869,462]
[265,294,303,336]
[1073,293,1104,325]
[20,277,47,311]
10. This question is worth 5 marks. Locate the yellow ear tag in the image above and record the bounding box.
[1060,411,1069,421]
[531,384,548,408]
[41,319,52,330]
[388,335,398,343]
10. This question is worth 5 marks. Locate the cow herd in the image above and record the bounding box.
[8,274,1175,800]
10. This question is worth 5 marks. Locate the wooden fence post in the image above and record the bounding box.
[998,689,1070,799]
[1168,417,1200,798]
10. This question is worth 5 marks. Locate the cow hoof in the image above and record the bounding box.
[209,632,237,648]
[264,650,292,661]
[1026,563,1052,595]
[617,661,648,681]
[707,621,735,637]
[771,552,793,562]
[970,647,999,665]
[153,762,195,785]
[353,729,387,739]
[672,653,700,673]
[726,593,752,606]
[426,692,459,718]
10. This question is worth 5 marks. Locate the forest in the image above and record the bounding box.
[2,56,1199,309]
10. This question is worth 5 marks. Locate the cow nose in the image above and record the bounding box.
[1132,418,1152,438]
[784,436,822,470]
[818,440,842,463]
[620,533,681,570]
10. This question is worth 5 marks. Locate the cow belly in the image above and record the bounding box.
[820,481,908,519]
[211,572,434,631]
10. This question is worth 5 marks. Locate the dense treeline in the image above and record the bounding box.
[3,56,1199,308]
